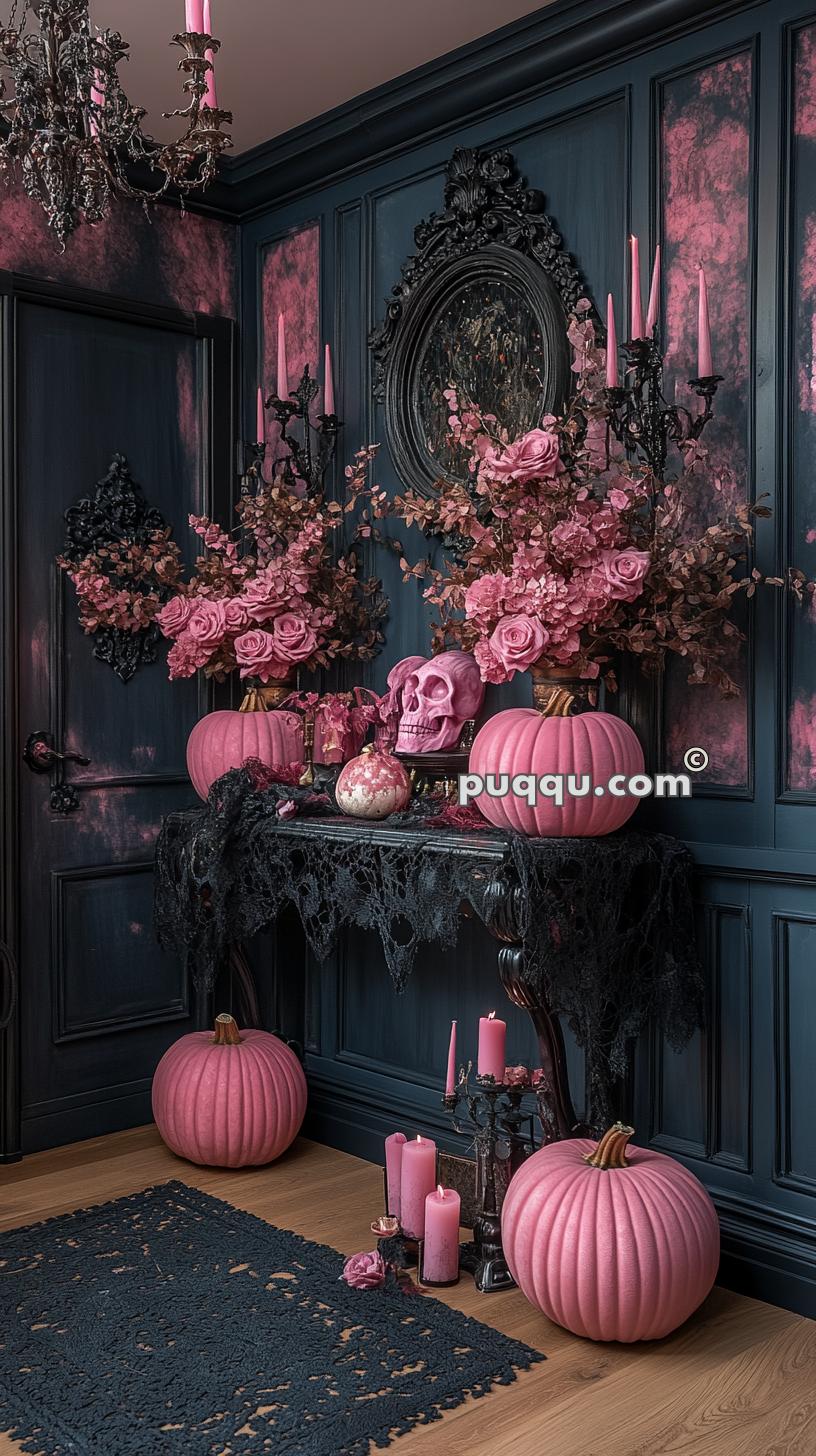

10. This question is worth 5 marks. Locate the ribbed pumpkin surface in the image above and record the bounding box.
[501,1138,720,1342]
[186,709,303,801]
[152,1029,307,1168]
[469,707,644,836]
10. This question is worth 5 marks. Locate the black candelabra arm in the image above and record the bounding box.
[264,364,342,496]
[604,329,722,478]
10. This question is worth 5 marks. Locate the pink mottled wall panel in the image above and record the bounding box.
[0,192,237,317]
[660,55,753,788]
[787,24,816,792]
[258,223,321,453]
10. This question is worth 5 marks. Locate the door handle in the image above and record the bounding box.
[23,731,90,774]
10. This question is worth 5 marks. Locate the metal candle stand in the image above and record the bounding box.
[243,362,342,497]
[442,1070,537,1293]
[603,329,722,477]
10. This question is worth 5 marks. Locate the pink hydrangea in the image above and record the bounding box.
[464,573,510,628]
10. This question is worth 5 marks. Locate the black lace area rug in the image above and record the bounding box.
[0,1180,544,1456]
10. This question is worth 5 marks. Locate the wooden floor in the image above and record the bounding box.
[2,1128,815,1455]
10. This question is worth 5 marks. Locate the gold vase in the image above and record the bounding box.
[529,661,595,717]
[238,677,295,712]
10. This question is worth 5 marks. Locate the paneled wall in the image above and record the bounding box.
[240,0,816,1316]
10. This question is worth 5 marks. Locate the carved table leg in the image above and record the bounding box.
[483,877,587,1144]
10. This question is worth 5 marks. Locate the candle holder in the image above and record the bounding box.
[263,364,342,497]
[605,328,723,478]
[443,1069,534,1293]
[417,1239,460,1289]
[377,1167,420,1267]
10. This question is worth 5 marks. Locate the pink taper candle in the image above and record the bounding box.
[324,343,335,416]
[445,1019,457,1097]
[646,245,661,333]
[629,235,645,340]
[400,1135,437,1239]
[256,386,265,445]
[477,1011,507,1082]
[185,0,204,32]
[276,312,289,398]
[384,1131,407,1220]
[202,0,217,108]
[697,266,713,377]
[605,293,619,389]
[422,1186,461,1284]
[89,72,104,140]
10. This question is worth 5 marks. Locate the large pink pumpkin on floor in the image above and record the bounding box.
[152,1013,307,1167]
[469,707,644,836]
[502,1123,720,1342]
[187,708,303,800]
[335,746,411,819]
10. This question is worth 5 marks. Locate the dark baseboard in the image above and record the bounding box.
[306,1082,816,1321]
[21,1087,154,1156]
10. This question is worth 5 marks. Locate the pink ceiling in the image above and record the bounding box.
[91,0,553,155]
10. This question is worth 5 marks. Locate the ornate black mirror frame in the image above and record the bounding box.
[369,145,588,498]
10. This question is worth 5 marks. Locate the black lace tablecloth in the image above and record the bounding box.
[155,767,703,1126]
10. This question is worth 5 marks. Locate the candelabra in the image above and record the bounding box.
[604,330,723,478]
[244,364,341,497]
[0,2,232,247]
[443,1067,536,1293]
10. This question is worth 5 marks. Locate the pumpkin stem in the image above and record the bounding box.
[212,1012,242,1046]
[529,662,585,717]
[584,1122,634,1169]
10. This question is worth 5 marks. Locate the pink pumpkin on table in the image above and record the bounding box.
[501,1123,720,1342]
[186,685,303,801]
[152,1013,307,1168]
[469,670,644,837]
[335,745,412,819]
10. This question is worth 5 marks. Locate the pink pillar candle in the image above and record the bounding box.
[477,1012,506,1082]
[202,0,217,107]
[276,312,289,398]
[646,245,661,333]
[629,235,644,340]
[384,1131,406,1220]
[605,293,619,389]
[445,1019,457,1097]
[399,1135,437,1239]
[697,266,713,377]
[256,386,265,445]
[185,0,205,32]
[422,1185,461,1284]
[324,343,335,416]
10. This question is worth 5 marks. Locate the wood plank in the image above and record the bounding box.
[0,1128,813,1456]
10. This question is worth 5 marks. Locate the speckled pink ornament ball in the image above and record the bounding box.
[335,745,412,819]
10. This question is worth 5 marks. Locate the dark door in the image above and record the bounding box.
[0,275,235,1158]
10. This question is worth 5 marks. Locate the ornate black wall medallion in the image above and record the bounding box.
[369,145,588,497]
[61,454,179,683]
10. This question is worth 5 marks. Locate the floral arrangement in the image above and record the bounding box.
[352,305,813,697]
[60,528,184,638]
[157,446,385,682]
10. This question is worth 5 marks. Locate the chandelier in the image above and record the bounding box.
[0,1,232,247]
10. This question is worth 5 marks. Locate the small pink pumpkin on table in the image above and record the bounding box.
[501,1122,720,1342]
[152,1013,306,1168]
[335,745,411,820]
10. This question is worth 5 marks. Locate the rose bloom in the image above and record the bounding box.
[489,614,548,677]
[234,628,289,681]
[600,548,651,601]
[186,599,227,650]
[341,1250,386,1290]
[242,571,287,623]
[488,428,560,484]
[272,612,318,664]
[156,594,195,639]
[222,597,249,632]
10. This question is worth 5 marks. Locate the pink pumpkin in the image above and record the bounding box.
[335,746,411,819]
[469,707,644,836]
[502,1123,720,1342]
[186,707,303,800]
[152,1013,307,1167]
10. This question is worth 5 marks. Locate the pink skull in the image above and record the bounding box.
[396,651,485,753]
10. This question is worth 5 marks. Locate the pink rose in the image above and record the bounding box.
[242,571,287,623]
[504,1065,530,1087]
[600,549,650,601]
[488,428,560,484]
[341,1250,386,1290]
[156,594,195,639]
[489,614,548,677]
[187,600,227,650]
[222,597,249,632]
[234,628,289,682]
[272,613,318,664]
[608,488,630,511]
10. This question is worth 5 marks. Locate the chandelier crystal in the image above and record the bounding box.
[0,0,233,247]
